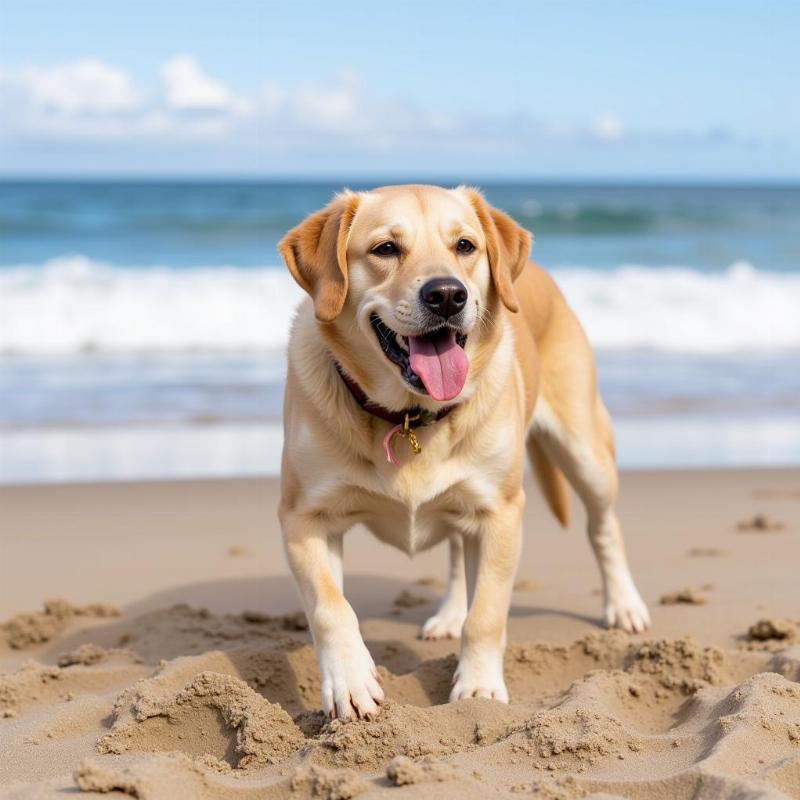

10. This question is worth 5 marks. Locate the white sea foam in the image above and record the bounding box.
[554,260,800,352]
[1,255,798,355]
[0,256,304,354]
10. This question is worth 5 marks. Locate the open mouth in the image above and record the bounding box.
[370,314,469,402]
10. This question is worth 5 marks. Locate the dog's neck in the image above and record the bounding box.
[335,363,457,427]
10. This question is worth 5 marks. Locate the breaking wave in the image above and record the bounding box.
[1,256,797,355]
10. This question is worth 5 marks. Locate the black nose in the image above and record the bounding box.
[420,277,468,319]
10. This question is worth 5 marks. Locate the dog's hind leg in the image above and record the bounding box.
[328,534,344,592]
[420,535,468,640]
[531,389,650,633]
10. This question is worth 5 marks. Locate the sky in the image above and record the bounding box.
[0,0,797,179]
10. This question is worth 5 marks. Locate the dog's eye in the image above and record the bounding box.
[372,242,399,257]
[456,238,475,254]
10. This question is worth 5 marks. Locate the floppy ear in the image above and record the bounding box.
[464,188,532,313]
[279,193,360,322]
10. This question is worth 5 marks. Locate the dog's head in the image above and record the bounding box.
[280,185,531,406]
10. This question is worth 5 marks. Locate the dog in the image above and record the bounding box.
[278,184,650,720]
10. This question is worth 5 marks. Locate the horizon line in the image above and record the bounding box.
[1,174,799,188]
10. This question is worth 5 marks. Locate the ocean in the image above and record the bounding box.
[1,180,799,482]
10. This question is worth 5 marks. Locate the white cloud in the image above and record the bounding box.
[0,57,254,144]
[254,72,383,137]
[0,59,143,115]
[161,56,247,114]
[591,112,625,141]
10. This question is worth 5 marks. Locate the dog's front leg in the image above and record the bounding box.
[281,511,383,719]
[450,491,523,703]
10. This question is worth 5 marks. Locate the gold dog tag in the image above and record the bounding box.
[403,413,422,455]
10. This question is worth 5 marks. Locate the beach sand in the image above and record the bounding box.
[1,468,799,798]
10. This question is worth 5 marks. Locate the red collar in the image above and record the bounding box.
[336,364,456,427]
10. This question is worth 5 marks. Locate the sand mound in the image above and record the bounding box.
[749,619,800,643]
[0,654,148,717]
[659,587,709,605]
[99,669,305,768]
[737,514,786,532]
[309,697,528,769]
[57,643,140,667]
[385,754,456,785]
[628,637,738,692]
[506,707,641,769]
[392,590,430,608]
[1,599,119,649]
[290,765,369,799]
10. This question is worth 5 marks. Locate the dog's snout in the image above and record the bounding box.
[420,277,468,319]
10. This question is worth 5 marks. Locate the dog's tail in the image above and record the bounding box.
[526,435,571,528]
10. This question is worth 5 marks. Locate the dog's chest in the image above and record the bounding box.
[317,455,501,555]
[356,490,465,555]
[297,399,520,553]
[362,492,451,553]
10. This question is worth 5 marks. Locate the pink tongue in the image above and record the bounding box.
[408,330,469,401]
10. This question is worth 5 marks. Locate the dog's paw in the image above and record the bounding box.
[449,656,508,703]
[318,640,385,720]
[419,607,466,640]
[604,584,651,634]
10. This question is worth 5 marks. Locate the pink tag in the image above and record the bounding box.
[383,424,403,466]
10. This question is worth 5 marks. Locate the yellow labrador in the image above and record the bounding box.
[278,185,650,719]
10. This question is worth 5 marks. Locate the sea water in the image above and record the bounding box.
[1,181,798,482]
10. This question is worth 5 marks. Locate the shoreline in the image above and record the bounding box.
[2,419,799,486]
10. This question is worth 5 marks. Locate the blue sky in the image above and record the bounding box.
[0,0,796,178]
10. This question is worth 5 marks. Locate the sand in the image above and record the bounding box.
[0,468,799,798]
